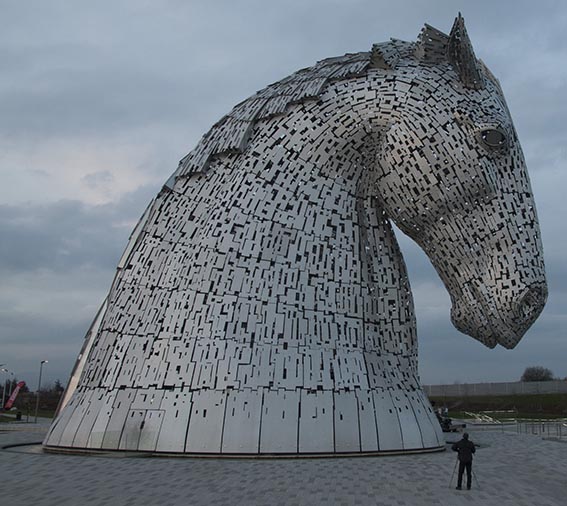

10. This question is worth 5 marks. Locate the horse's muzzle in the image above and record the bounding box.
[450,281,548,349]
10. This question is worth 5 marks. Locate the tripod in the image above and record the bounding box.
[449,458,458,488]
[472,466,481,490]
[449,457,481,490]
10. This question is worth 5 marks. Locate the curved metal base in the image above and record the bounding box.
[42,444,446,459]
[44,387,445,455]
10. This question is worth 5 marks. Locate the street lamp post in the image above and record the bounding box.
[1,368,8,409]
[34,360,48,423]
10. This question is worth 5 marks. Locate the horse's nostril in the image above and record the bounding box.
[515,285,547,324]
[518,298,535,320]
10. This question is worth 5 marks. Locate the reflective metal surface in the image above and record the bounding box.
[45,15,546,455]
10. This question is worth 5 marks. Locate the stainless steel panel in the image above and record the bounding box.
[101,389,137,449]
[155,390,192,452]
[87,390,117,449]
[357,391,379,452]
[390,393,423,450]
[373,390,403,451]
[259,389,299,453]
[185,390,226,453]
[138,410,165,452]
[221,390,262,453]
[57,390,94,447]
[334,391,361,452]
[298,390,333,453]
[119,409,145,450]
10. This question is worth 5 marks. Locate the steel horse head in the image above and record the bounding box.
[371,15,547,348]
[45,15,547,456]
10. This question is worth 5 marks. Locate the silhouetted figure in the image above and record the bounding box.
[452,432,476,490]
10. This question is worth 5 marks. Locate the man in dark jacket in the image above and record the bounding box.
[452,432,476,490]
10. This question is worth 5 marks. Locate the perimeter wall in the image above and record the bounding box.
[423,380,567,397]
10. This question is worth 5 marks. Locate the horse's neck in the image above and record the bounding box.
[355,196,417,355]
[172,116,418,353]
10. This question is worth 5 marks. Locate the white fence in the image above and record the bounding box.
[516,420,567,439]
[423,380,567,397]
[463,420,567,439]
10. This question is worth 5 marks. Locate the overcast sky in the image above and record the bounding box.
[1,0,566,390]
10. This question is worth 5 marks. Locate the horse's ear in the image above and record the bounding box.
[414,14,485,90]
[414,23,449,63]
[446,13,485,89]
[369,42,400,69]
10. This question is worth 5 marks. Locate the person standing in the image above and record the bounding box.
[452,432,476,490]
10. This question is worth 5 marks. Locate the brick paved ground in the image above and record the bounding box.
[1,420,565,506]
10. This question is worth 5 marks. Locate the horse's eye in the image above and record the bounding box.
[480,129,507,149]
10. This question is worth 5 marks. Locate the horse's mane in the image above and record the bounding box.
[171,19,498,182]
[172,40,416,180]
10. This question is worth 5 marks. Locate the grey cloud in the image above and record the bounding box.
[0,274,105,386]
[1,0,563,153]
[1,0,566,386]
[0,65,210,139]
[0,184,161,384]
[0,183,158,273]
[0,306,88,347]
[82,170,114,189]
[417,312,567,384]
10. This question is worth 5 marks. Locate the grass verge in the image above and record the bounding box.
[430,393,567,418]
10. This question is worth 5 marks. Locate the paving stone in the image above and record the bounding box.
[2,424,566,505]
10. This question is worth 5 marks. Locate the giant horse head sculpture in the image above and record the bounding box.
[45,15,546,455]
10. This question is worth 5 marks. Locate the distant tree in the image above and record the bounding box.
[53,379,65,393]
[520,366,554,382]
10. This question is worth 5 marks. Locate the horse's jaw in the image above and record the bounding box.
[401,198,548,350]
[449,281,548,349]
